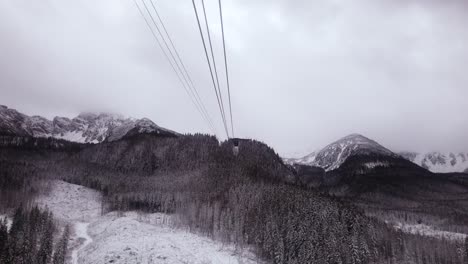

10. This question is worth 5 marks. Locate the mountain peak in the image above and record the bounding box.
[286,133,395,171]
[342,133,366,139]
[336,133,376,144]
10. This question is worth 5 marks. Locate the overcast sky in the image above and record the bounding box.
[1,0,467,156]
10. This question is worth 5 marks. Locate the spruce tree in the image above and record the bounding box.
[53,225,70,264]
[9,206,24,238]
[0,218,8,263]
[37,216,54,264]
[465,236,468,264]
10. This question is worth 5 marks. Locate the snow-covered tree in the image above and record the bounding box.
[53,225,70,264]
[0,218,9,263]
[465,236,468,264]
[36,213,54,264]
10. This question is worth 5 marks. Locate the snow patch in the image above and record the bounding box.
[82,212,258,264]
[364,161,389,169]
[0,214,12,231]
[35,180,102,222]
[400,151,468,173]
[72,222,92,264]
[394,222,467,241]
[53,131,88,144]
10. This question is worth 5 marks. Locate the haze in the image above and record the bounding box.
[1,0,467,156]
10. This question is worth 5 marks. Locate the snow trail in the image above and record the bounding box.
[71,222,92,264]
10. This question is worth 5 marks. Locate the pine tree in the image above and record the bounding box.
[37,216,54,264]
[9,206,24,238]
[53,225,70,264]
[0,218,9,263]
[465,236,468,264]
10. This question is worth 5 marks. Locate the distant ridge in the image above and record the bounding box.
[0,105,178,144]
[399,151,468,173]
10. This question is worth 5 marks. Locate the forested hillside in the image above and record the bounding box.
[0,134,467,263]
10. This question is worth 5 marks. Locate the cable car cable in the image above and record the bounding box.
[133,0,216,134]
[147,0,217,134]
[191,0,230,138]
[217,0,234,138]
[200,0,230,138]
[141,0,216,133]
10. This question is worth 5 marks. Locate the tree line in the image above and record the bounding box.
[0,205,69,264]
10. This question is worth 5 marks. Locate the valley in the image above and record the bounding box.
[35,180,258,264]
[0,106,467,264]
[2,1,468,263]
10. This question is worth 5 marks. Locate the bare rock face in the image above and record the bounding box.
[0,105,178,144]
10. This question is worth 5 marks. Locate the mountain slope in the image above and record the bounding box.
[0,105,177,143]
[400,151,468,173]
[287,134,396,171]
[2,127,467,264]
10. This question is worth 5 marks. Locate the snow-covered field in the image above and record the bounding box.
[36,180,102,223]
[83,212,257,264]
[394,222,467,242]
[35,180,259,264]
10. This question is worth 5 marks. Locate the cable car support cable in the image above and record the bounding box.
[217,0,234,138]
[200,0,229,137]
[133,0,216,134]
[191,0,230,138]
[147,0,216,133]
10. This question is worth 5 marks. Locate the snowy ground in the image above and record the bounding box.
[36,180,102,223]
[0,214,12,230]
[71,222,93,264]
[394,222,467,242]
[83,212,258,264]
[35,180,259,264]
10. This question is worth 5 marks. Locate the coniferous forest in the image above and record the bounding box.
[0,205,69,264]
[0,134,467,263]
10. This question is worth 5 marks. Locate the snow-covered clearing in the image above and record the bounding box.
[394,222,467,242]
[83,212,258,264]
[35,180,259,264]
[36,180,102,223]
[71,222,92,264]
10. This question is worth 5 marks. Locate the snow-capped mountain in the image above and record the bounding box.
[283,151,318,165]
[399,151,468,173]
[0,105,178,143]
[287,134,396,171]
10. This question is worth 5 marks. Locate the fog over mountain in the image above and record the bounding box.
[1,0,468,155]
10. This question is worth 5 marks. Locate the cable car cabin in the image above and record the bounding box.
[232,138,240,156]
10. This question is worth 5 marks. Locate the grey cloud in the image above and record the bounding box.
[1,0,467,156]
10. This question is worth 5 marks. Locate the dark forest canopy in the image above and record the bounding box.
[0,205,69,264]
